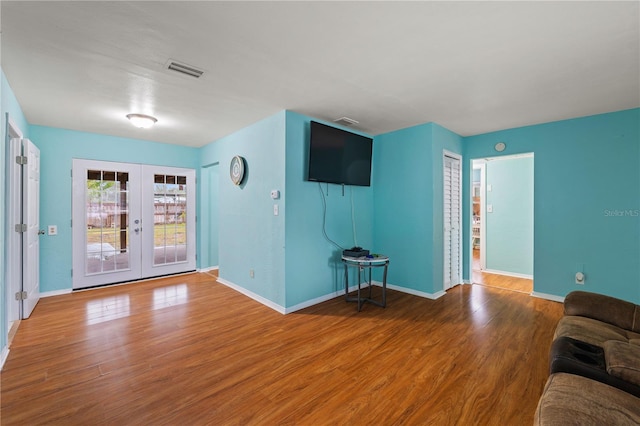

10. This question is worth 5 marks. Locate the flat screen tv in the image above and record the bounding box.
[307,121,373,186]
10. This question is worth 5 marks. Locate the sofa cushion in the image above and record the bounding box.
[604,340,640,387]
[554,315,629,347]
[534,373,640,425]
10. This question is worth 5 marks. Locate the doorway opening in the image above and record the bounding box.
[200,162,219,277]
[72,160,196,290]
[471,154,533,294]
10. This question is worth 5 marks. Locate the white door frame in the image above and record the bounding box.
[443,150,462,290]
[469,153,534,284]
[479,163,487,270]
[6,115,24,324]
[72,160,196,289]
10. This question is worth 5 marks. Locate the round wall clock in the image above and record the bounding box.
[230,155,246,185]
[494,142,506,152]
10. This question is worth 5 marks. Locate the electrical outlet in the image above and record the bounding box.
[273,204,279,216]
[575,263,585,284]
[250,269,255,278]
[48,225,58,236]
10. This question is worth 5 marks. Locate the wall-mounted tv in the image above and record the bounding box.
[307,121,373,187]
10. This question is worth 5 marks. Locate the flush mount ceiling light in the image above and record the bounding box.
[126,113,157,129]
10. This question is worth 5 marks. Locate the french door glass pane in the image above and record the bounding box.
[85,170,130,274]
[153,174,188,265]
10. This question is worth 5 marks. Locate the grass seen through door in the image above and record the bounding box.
[86,223,186,247]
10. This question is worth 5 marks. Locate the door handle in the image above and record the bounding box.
[38,229,45,235]
[134,228,140,234]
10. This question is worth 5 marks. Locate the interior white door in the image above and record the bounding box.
[22,139,41,318]
[443,153,462,290]
[8,138,23,321]
[72,160,196,289]
[72,160,142,289]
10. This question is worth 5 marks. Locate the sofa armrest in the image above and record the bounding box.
[564,291,640,334]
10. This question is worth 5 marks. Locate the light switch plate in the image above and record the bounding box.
[487,205,493,213]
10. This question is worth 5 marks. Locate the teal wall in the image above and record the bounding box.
[199,112,287,306]
[463,108,640,302]
[199,163,220,269]
[372,122,462,295]
[2,72,29,139]
[1,70,31,357]
[485,156,533,275]
[198,111,374,309]
[28,125,198,293]
[284,111,374,307]
[373,124,434,293]
[472,168,481,183]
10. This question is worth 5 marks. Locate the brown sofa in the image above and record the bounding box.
[535,372,640,425]
[554,290,640,346]
[535,291,640,425]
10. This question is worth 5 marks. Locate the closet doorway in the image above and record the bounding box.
[471,154,533,294]
[444,151,462,290]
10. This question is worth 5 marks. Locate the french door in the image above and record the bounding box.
[72,160,195,289]
[443,152,462,290]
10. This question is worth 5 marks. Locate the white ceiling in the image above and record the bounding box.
[2,1,638,147]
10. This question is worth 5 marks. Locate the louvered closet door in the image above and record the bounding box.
[444,154,461,290]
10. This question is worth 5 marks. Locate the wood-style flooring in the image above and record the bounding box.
[472,249,533,294]
[1,273,562,425]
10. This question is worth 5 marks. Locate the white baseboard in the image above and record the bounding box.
[373,281,446,300]
[482,269,533,280]
[463,279,472,284]
[40,288,73,298]
[215,277,372,315]
[285,290,344,314]
[198,266,219,273]
[216,277,286,314]
[531,291,565,303]
[287,280,448,313]
[284,283,367,314]
[1,346,9,371]
[215,277,449,316]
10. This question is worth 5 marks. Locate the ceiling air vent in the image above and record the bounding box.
[165,60,204,78]
[333,116,359,127]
